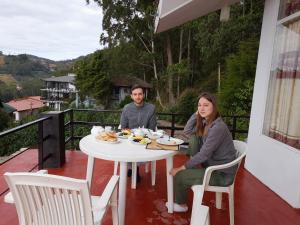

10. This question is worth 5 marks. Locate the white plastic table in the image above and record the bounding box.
[79,135,177,225]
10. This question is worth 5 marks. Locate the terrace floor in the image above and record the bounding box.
[0,149,300,225]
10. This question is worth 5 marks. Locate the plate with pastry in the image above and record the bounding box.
[96,131,120,144]
[117,129,132,139]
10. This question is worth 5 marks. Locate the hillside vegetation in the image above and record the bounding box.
[75,0,263,118]
[0,52,77,102]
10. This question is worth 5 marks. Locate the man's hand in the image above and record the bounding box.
[169,165,186,176]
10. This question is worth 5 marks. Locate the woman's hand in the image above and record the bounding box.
[169,165,186,176]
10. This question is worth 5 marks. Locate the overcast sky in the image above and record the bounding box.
[0,0,104,61]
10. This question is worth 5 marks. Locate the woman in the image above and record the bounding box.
[168,92,237,212]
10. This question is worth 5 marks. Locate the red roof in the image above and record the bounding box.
[6,96,45,112]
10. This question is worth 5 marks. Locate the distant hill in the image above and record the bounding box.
[0,74,17,85]
[0,52,83,102]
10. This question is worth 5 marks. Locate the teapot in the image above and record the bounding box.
[91,126,104,137]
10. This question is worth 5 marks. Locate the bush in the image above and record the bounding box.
[170,89,200,124]
[0,110,11,132]
[119,95,132,109]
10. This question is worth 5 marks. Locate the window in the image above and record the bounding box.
[263,0,300,150]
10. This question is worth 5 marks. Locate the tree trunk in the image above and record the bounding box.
[178,28,184,99]
[151,38,164,108]
[187,28,193,85]
[166,34,175,105]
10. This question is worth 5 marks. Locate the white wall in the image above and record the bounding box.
[245,0,300,208]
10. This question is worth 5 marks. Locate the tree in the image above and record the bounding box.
[74,51,112,107]
[219,39,259,115]
[0,109,11,131]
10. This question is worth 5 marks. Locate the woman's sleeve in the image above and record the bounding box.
[185,122,226,169]
[183,113,197,136]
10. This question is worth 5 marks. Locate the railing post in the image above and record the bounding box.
[232,116,237,140]
[171,114,175,137]
[40,111,65,168]
[70,109,74,149]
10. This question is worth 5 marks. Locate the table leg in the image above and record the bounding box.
[86,155,95,189]
[166,156,174,213]
[119,161,128,225]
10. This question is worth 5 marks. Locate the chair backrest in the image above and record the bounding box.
[202,140,247,188]
[4,172,94,225]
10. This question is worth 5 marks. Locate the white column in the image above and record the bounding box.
[118,162,128,225]
[166,156,174,213]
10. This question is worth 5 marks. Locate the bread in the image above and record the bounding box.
[96,132,117,142]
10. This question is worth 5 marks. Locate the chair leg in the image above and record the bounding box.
[131,162,137,189]
[111,186,119,225]
[113,161,118,175]
[145,162,149,173]
[215,192,222,209]
[229,186,234,225]
[151,161,156,186]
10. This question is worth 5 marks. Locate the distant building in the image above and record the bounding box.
[111,76,152,105]
[6,96,44,121]
[41,73,78,110]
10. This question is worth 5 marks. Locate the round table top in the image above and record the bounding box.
[79,135,178,162]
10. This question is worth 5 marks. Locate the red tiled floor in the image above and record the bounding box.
[0,150,300,225]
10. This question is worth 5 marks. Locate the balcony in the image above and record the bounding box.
[0,109,299,225]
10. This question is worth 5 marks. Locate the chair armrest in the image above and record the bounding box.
[92,175,119,211]
[202,153,246,187]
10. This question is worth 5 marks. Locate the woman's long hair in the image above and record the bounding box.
[196,92,220,136]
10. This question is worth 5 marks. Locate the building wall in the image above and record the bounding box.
[245,0,300,208]
[13,108,41,121]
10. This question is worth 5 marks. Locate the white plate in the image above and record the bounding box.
[147,132,163,140]
[129,137,151,145]
[156,138,184,146]
[95,138,120,144]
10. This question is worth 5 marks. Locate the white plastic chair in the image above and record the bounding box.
[114,161,156,189]
[191,140,247,225]
[4,172,119,225]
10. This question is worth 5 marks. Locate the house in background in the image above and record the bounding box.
[41,73,79,111]
[6,96,44,121]
[155,0,300,209]
[111,75,152,106]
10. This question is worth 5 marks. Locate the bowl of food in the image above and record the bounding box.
[117,129,132,139]
[130,136,151,145]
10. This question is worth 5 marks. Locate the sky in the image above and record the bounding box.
[0,0,104,61]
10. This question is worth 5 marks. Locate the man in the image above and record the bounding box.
[120,84,157,181]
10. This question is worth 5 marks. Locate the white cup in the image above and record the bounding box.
[91,126,104,137]
[105,126,112,132]
[134,128,144,136]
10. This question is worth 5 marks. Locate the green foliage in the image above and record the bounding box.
[0,54,50,77]
[166,89,199,124]
[0,114,38,156]
[118,95,132,109]
[0,110,11,131]
[220,39,259,115]
[74,51,112,107]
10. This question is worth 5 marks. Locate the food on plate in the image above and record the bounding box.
[96,131,118,142]
[131,136,150,145]
[118,129,132,137]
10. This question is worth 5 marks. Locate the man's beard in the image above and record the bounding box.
[134,99,143,105]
